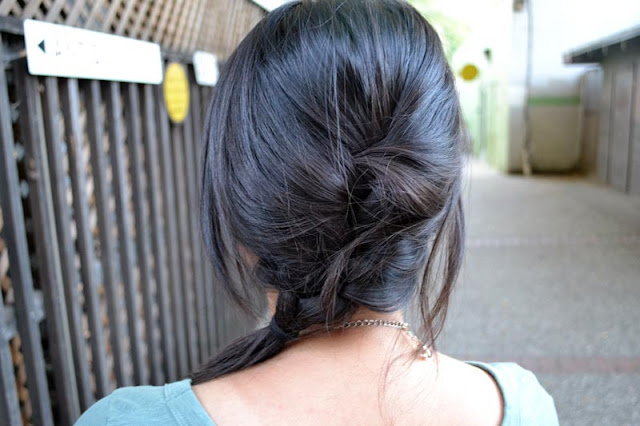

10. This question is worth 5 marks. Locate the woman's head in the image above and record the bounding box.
[194,0,465,382]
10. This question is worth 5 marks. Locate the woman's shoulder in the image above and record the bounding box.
[466,361,559,426]
[74,378,215,425]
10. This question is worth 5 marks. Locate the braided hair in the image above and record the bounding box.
[192,0,466,384]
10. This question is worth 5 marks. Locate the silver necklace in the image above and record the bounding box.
[333,319,433,358]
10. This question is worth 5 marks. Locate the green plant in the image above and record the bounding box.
[407,0,470,60]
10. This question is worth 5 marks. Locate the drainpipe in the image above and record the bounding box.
[522,0,534,175]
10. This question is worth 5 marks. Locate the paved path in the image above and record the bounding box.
[438,163,640,425]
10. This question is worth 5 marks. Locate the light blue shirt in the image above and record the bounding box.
[75,362,559,425]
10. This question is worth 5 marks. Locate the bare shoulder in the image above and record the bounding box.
[191,370,256,425]
[428,354,504,426]
[192,360,294,425]
[192,352,505,426]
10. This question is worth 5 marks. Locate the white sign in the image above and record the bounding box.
[251,0,288,12]
[24,19,163,84]
[193,51,219,86]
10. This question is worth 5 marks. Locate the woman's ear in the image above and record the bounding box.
[237,244,259,266]
[266,290,278,317]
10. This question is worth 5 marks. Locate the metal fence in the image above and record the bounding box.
[0,22,252,426]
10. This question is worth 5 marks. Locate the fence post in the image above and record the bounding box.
[13,61,74,424]
[124,83,163,385]
[0,299,21,425]
[40,76,96,409]
[182,77,208,364]
[0,38,53,426]
[104,81,148,384]
[191,81,218,357]
[59,77,111,398]
[141,84,177,381]
[155,84,189,377]
[84,79,132,388]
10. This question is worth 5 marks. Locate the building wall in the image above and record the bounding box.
[507,0,640,173]
[596,54,640,195]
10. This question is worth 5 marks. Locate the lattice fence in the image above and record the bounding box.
[0,0,265,57]
[0,3,265,425]
[0,25,255,426]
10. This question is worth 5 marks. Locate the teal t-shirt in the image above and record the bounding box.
[75,362,559,425]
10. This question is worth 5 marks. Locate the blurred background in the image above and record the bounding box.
[0,0,637,425]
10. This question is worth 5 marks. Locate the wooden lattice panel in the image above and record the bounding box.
[0,0,265,58]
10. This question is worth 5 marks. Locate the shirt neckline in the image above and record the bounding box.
[465,361,511,426]
[177,362,511,426]
[166,379,217,425]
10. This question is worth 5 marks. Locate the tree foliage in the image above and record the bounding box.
[407,0,470,61]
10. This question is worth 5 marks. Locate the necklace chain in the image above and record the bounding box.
[333,319,433,358]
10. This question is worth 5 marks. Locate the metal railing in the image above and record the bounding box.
[0,25,251,426]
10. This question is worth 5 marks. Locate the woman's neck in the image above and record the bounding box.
[276,310,429,371]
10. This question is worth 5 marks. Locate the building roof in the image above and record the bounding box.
[564,26,640,64]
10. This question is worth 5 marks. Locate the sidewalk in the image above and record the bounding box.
[439,163,640,425]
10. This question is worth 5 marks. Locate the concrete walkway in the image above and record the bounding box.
[439,163,640,425]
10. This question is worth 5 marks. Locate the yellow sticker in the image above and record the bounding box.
[459,64,480,82]
[163,62,190,123]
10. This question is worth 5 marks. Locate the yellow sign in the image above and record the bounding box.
[459,64,479,82]
[163,62,190,123]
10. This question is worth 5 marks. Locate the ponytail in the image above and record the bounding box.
[191,327,283,383]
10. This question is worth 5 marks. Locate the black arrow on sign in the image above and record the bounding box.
[38,40,45,53]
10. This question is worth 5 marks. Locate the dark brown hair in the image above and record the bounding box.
[192,0,466,384]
